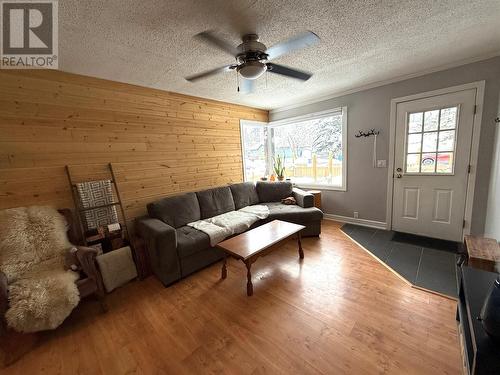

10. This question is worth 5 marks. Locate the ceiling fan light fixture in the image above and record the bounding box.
[238,61,267,80]
[185,30,319,88]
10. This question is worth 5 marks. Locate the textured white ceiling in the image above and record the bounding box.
[59,0,500,109]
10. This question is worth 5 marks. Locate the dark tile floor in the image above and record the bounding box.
[341,223,459,298]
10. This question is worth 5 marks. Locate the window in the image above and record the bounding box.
[240,121,268,182]
[241,108,347,190]
[405,106,458,174]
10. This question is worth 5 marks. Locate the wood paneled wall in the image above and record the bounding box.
[0,70,268,224]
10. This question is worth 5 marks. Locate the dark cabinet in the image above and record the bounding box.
[457,266,500,374]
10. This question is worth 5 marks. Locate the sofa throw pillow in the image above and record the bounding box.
[96,246,137,293]
[281,196,296,205]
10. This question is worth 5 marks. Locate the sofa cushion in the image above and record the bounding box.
[147,192,200,228]
[176,226,211,258]
[230,182,259,210]
[196,186,235,219]
[180,246,225,277]
[264,202,323,223]
[256,181,293,203]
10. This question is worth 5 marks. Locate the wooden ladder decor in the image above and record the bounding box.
[65,163,134,255]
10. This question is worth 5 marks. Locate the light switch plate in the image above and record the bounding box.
[377,159,387,168]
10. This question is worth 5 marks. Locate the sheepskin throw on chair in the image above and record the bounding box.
[0,206,80,333]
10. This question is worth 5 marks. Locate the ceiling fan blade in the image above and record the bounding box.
[194,2,257,39]
[185,65,235,82]
[266,31,320,60]
[239,78,255,94]
[195,31,238,56]
[266,63,312,81]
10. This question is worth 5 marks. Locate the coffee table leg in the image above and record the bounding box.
[298,231,304,259]
[245,261,253,296]
[221,254,227,279]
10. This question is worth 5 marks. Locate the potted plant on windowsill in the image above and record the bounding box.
[273,154,285,181]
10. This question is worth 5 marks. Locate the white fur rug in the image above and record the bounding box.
[0,206,80,333]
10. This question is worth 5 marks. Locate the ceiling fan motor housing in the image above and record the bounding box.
[236,34,269,80]
[239,34,267,52]
[237,34,268,60]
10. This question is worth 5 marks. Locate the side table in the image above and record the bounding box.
[307,190,322,209]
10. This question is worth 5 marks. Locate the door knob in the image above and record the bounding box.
[396,167,402,172]
[396,173,402,178]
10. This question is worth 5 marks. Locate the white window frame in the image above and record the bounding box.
[240,120,269,182]
[240,107,348,191]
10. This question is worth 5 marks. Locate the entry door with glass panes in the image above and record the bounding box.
[392,89,476,241]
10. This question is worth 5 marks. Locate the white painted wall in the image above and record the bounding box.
[270,57,500,235]
[485,106,500,241]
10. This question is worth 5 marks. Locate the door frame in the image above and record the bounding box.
[385,81,485,238]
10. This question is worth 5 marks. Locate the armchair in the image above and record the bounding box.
[56,208,106,309]
[0,207,106,366]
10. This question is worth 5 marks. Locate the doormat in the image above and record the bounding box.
[341,223,460,298]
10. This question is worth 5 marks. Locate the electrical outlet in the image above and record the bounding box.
[377,159,387,168]
[353,211,359,219]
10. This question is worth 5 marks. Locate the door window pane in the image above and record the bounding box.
[436,152,454,173]
[424,110,439,131]
[421,153,437,173]
[422,132,438,152]
[407,133,422,153]
[439,107,457,130]
[406,154,420,173]
[405,105,458,174]
[438,130,455,152]
[408,112,423,133]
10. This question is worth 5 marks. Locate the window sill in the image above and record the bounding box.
[294,183,347,192]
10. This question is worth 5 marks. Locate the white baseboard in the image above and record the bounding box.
[324,214,387,230]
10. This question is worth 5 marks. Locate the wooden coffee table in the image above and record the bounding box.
[216,220,305,296]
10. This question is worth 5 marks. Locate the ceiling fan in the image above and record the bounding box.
[185,30,320,93]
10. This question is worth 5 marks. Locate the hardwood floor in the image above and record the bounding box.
[4,221,460,374]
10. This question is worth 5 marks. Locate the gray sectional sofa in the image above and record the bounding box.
[137,181,323,286]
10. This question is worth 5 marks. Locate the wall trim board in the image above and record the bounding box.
[385,81,485,239]
[269,52,500,115]
[323,214,387,230]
